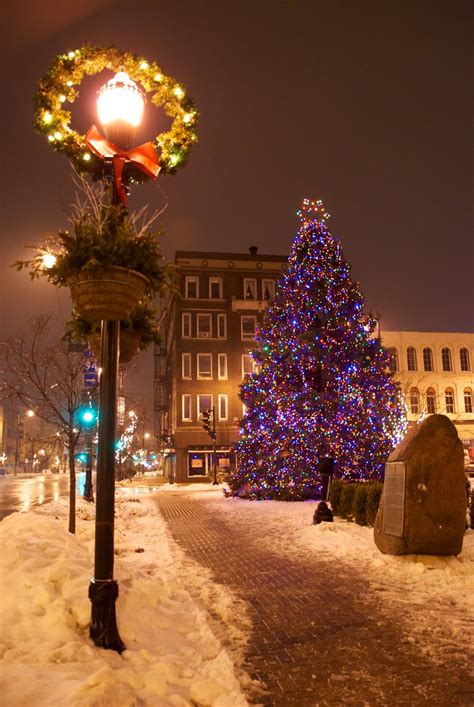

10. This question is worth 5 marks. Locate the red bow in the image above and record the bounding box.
[85,125,160,205]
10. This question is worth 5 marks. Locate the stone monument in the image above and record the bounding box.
[374,414,466,556]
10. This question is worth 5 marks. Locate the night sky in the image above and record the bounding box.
[1,0,472,410]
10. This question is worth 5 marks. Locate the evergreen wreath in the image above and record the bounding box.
[34,45,198,179]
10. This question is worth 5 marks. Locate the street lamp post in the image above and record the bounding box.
[88,71,145,653]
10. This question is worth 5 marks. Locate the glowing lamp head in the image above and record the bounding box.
[42,253,57,269]
[82,410,94,423]
[97,71,144,149]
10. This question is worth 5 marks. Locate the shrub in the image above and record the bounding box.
[329,479,344,515]
[353,484,369,526]
[366,482,384,526]
[338,483,356,519]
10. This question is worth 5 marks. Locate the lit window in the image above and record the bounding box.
[241,316,257,340]
[218,394,228,421]
[182,394,191,421]
[406,347,417,371]
[445,388,455,414]
[218,354,227,380]
[387,347,398,373]
[410,388,420,415]
[243,278,257,300]
[197,313,212,338]
[182,313,191,338]
[464,388,473,414]
[209,277,223,299]
[460,348,470,371]
[182,353,191,379]
[185,276,199,298]
[242,354,255,378]
[441,347,452,372]
[217,314,227,338]
[426,388,436,414]
[197,394,212,418]
[423,347,433,372]
[197,353,212,379]
[262,279,275,301]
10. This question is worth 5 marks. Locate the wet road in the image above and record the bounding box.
[0,473,88,520]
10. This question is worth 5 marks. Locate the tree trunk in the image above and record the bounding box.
[68,445,76,534]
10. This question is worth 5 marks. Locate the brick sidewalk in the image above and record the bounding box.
[156,492,473,706]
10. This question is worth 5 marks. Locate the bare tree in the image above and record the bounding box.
[0,315,88,533]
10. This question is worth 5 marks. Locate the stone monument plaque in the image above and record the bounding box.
[383,461,406,537]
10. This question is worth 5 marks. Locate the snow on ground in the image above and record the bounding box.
[1,482,473,705]
[0,491,250,707]
[186,484,474,665]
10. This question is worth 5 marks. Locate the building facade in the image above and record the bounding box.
[155,255,474,481]
[156,248,287,482]
[382,331,474,458]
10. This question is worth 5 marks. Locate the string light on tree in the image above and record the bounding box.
[227,199,407,501]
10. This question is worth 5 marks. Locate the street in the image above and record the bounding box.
[0,472,87,521]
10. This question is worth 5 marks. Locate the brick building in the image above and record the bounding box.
[155,247,287,482]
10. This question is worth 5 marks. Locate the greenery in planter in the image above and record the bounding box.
[64,304,163,351]
[338,483,356,519]
[13,176,175,299]
[329,479,383,527]
[365,482,384,526]
[353,484,369,526]
[329,479,344,515]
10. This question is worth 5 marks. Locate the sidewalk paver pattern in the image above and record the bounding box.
[156,492,472,706]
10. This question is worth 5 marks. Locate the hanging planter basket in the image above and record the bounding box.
[88,329,142,364]
[68,266,150,322]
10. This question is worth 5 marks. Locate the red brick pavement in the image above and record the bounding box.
[156,492,473,706]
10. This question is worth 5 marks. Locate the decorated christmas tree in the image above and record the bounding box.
[228,199,407,500]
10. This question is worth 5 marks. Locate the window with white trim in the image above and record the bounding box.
[197,313,212,338]
[209,277,223,299]
[241,315,257,340]
[460,348,470,372]
[406,347,417,371]
[182,394,191,421]
[445,388,455,414]
[218,394,228,421]
[423,347,433,371]
[182,353,191,379]
[441,347,452,372]
[197,353,213,379]
[242,354,255,378]
[426,388,436,414]
[197,394,212,418]
[243,278,257,300]
[410,388,420,414]
[217,314,227,338]
[464,388,473,414]
[262,279,275,301]
[185,276,199,298]
[218,353,227,380]
[182,313,191,338]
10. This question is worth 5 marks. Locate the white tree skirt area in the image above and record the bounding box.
[1,485,473,706]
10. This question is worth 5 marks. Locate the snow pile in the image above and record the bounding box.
[0,493,249,706]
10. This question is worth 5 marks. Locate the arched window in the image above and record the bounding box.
[423,347,433,371]
[441,347,452,372]
[460,348,470,372]
[445,388,455,414]
[426,388,436,415]
[387,347,398,373]
[406,347,417,371]
[464,388,473,414]
[410,388,420,415]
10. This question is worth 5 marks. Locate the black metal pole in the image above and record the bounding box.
[84,429,94,502]
[89,319,124,652]
[212,407,218,485]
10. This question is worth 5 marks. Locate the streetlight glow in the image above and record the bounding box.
[42,253,57,269]
[97,71,144,129]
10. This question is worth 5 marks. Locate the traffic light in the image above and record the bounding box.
[77,405,98,428]
[202,408,216,439]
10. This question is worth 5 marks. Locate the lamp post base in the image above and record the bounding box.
[89,579,125,653]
